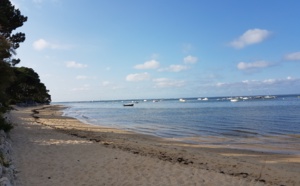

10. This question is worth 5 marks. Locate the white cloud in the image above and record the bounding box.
[76,75,87,80]
[66,61,88,68]
[262,76,295,85]
[33,39,49,51]
[126,72,150,82]
[284,52,300,61]
[169,65,189,72]
[134,60,160,70]
[184,55,198,64]
[153,78,185,88]
[33,38,72,51]
[215,76,299,89]
[230,29,271,49]
[237,61,272,70]
[160,65,189,72]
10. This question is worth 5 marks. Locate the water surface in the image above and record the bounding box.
[59,95,300,154]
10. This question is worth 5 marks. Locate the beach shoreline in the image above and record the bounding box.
[61,99,300,156]
[9,105,300,185]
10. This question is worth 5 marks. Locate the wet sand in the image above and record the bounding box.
[9,105,300,186]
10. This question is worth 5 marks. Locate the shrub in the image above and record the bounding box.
[0,152,9,167]
[0,116,13,133]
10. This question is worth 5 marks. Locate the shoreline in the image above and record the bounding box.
[10,105,300,185]
[62,104,300,156]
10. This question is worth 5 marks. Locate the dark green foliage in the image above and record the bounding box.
[6,67,51,104]
[0,60,14,104]
[0,0,51,110]
[0,152,10,167]
[0,116,13,133]
[0,0,27,37]
[0,0,27,66]
[0,106,9,114]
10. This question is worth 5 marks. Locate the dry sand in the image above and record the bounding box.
[8,105,300,186]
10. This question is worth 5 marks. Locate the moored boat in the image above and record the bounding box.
[230,98,239,102]
[179,98,186,102]
[123,103,134,107]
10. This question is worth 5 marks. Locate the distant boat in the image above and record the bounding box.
[179,98,186,102]
[123,103,134,107]
[264,95,276,99]
[230,98,239,102]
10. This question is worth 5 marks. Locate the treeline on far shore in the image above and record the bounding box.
[1,0,51,132]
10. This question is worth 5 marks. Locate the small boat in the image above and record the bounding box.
[264,95,276,99]
[230,98,239,102]
[123,103,134,107]
[179,98,186,102]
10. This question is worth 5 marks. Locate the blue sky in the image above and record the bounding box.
[11,0,300,102]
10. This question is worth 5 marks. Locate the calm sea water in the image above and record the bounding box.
[59,95,300,153]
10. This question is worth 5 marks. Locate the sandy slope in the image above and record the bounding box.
[9,105,300,186]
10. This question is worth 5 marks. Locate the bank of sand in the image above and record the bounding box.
[9,105,300,186]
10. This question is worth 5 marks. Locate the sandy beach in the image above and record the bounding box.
[8,105,300,186]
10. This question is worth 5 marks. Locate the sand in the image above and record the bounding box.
[8,105,300,186]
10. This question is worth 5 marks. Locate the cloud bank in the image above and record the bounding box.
[184,55,198,64]
[284,51,300,61]
[159,65,189,72]
[230,29,271,49]
[237,60,272,70]
[134,60,160,70]
[126,72,150,81]
[33,39,72,51]
[216,76,300,89]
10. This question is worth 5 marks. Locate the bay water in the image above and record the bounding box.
[59,95,300,154]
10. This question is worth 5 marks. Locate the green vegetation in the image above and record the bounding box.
[0,116,13,133]
[0,0,51,132]
[0,151,10,167]
[6,67,51,104]
[0,0,27,66]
